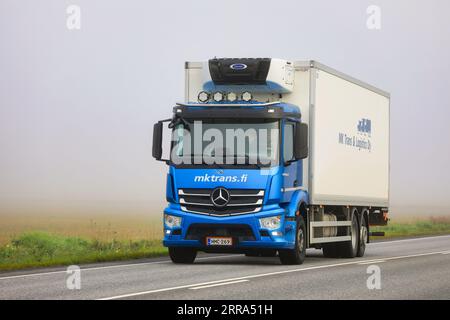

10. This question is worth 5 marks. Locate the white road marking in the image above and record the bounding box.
[0,254,239,281]
[369,234,450,245]
[98,249,450,300]
[189,280,249,290]
[358,260,386,265]
[1,234,449,281]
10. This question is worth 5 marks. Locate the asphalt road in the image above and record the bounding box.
[0,235,449,300]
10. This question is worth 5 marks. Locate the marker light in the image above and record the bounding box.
[198,91,210,103]
[226,92,237,102]
[242,91,253,102]
[213,91,224,102]
[164,214,182,228]
[259,216,281,230]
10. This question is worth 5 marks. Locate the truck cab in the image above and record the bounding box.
[153,58,390,264]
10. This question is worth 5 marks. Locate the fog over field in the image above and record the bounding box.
[1,0,450,219]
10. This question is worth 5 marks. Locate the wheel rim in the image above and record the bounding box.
[360,221,368,248]
[351,216,358,249]
[298,228,304,254]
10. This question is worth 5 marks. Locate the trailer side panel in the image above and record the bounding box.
[310,69,389,206]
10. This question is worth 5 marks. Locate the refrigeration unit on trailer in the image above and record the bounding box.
[152,58,390,264]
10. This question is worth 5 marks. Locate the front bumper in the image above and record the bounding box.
[162,205,296,251]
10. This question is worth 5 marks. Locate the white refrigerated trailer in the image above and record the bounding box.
[160,59,390,262]
[185,60,390,203]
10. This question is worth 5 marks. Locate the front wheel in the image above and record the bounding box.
[168,247,197,264]
[279,216,306,265]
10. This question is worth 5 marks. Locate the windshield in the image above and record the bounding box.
[171,119,280,168]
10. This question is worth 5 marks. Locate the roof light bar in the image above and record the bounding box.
[213,92,225,102]
[241,91,253,102]
[197,91,210,103]
[226,92,237,102]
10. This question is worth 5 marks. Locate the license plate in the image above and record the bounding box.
[206,237,233,246]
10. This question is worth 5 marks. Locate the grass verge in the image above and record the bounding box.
[370,217,450,239]
[0,232,166,271]
[0,218,449,271]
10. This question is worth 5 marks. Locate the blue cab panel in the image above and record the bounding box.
[162,102,308,253]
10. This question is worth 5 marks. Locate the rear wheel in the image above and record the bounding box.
[168,247,197,264]
[357,214,368,257]
[322,211,359,258]
[279,216,306,265]
[340,212,359,258]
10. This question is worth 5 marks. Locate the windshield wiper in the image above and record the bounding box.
[189,155,226,169]
[224,155,262,169]
[186,154,263,169]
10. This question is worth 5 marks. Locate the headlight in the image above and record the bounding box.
[165,214,182,228]
[259,216,281,230]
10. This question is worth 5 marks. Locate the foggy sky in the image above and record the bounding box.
[1,0,450,216]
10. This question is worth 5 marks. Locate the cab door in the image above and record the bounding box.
[282,120,301,202]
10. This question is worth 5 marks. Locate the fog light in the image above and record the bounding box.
[242,91,252,102]
[271,231,283,236]
[197,91,210,103]
[259,216,281,230]
[164,214,182,228]
[165,229,171,235]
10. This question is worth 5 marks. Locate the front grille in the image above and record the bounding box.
[185,223,256,241]
[178,188,264,216]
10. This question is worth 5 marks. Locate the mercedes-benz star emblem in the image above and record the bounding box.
[210,187,230,207]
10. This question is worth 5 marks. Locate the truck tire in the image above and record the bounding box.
[168,247,197,264]
[337,212,359,258]
[322,212,359,258]
[357,214,368,257]
[279,216,306,265]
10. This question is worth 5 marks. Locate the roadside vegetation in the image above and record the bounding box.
[0,214,166,271]
[0,232,167,271]
[0,215,449,271]
[370,216,450,239]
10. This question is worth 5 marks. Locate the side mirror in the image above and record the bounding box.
[153,119,173,162]
[294,123,308,160]
[152,122,163,160]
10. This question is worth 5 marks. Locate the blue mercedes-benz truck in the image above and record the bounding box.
[152,58,390,264]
